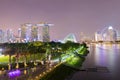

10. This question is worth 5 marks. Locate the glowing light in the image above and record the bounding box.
[108,26,113,30]
[36,23,54,27]
[0,55,4,57]
[8,70,21,78]
[25,23,32,27]
[62,33,77,43]
[0,71,2,75]
[24,70,27,74]
[0,48,3,56]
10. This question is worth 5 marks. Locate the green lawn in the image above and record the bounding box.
[0,55,10,63]
[0,53,45,63]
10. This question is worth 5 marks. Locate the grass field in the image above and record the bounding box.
[0,53,45,63]
[0,55,10,63]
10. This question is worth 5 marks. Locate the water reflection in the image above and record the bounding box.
[96,43,120,49]
[84,43,120,79]
[94,44,120,67]
[94,46,107,66]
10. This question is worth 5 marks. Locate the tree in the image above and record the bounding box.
[2,43,16,70]
[28,41,43,66]
[19,43,29,68]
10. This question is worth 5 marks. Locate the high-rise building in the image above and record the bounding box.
[95,31,102,42]
[21,23,32,42]
[117,31,120,41]
[0,29,4,43]
[31,25,38,41]
[20,23,40,42]
[18,28,21,38]
[42,25,50,42]
[7,29,15,42]
[37,23,53,42]
[102,26,117,42]
[63,33,77,43]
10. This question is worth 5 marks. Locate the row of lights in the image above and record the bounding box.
[29,62,63,80]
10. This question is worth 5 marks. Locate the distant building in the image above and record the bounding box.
[17,28,22,42]
[21,23,32,42]
[7,29,15,42]
[0,22,53,43]
[62,33,77,43]
[117,31,120,41]
[42,25,50,42]
[95,31,102,42]
[101,26,117,42]
[20,23,40,42]
[18,28,21,38]
[31,25,38,41]
[94,26,118,42]
[0,29,4,43]
[36,23,53,42]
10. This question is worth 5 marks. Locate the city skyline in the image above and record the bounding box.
[0,0,120,40]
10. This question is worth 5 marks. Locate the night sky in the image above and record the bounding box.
[0,0,120,40]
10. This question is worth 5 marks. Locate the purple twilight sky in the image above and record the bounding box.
[0,0,120,41]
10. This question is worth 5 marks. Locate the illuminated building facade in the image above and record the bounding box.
[117,31,120,41]
[102,26,117,42]
[20,23,39,42]
[21,23,32,42]
[31,25,38,41]
[95,31,102,42]
[7,29,15,42]
[63,33,77,43]
[95,26,117,42]
[42,25,50,42]
[37,23,53,42]
[0,22,53,43]
[0,29,4,43]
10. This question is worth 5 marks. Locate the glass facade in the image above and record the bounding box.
[101,26,117,41]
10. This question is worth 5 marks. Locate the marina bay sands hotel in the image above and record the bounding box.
[18,23,54,42]
[0,23,54,43]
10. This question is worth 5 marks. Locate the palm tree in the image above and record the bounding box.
[28,41,43,66]
[14,43,21,69]
[2,43,16,70]
[19,43,29,68]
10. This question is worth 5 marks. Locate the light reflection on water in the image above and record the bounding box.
[96,43,120,49]
[86,43,120,79]
[95,44,120,67]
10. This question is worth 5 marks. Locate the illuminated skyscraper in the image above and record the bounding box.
[95,31,102,42]
[7,29,15,42]
[21,23,32,42]
[31,25,38,41]
[37,23,54,42]
[20,23,39,42]
[18,28,21,38]
[117,31,120,41]
[0,29,4,43]
[101,26,117,42]
[42,25,50,42]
